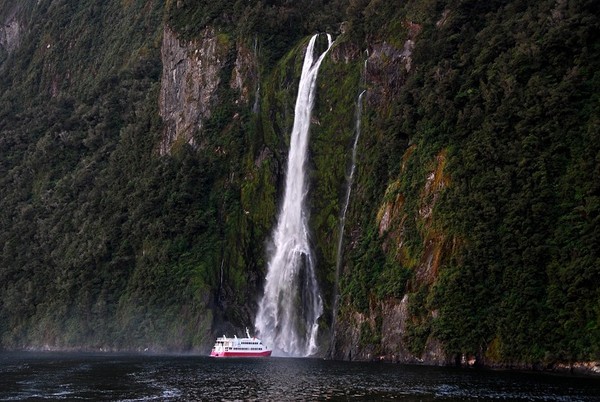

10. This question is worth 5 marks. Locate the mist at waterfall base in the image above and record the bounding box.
[254,34,332,357]
[3,352,600,401]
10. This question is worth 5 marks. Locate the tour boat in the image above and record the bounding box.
[210,328,272,358]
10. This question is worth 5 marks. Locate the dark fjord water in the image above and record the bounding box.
[1,353,599,401]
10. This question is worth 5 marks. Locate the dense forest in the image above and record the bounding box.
[0,0,598,369]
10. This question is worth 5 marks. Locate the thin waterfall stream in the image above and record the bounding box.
[255,34,333,357]
[329,89,366,357]
[329,52,368,357]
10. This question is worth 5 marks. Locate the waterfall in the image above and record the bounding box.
[342,89,366,251]
[253,37,260,115]
[255,34,333,357]
[329,55,368,357]
[253,84,260,115]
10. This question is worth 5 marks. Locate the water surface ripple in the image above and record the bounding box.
[1,353,599,401]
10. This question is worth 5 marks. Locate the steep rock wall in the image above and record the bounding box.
[0,18,20,54]
[329,18,457,364]
[158,25,259,155]
[333,147,453,362]
[158,26,226,154]
[0,3,23,63]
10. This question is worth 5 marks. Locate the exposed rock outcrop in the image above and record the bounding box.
[230,40,258,105]
[413,149,451,286]
[158,26,227,155]
[0,7,22,59]
[0,19,20,53]
[158,26,258,155]
[334,295,450,364]
[365,21,421,103]
[335,133,453,363]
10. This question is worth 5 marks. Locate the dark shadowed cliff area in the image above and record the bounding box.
[0,0,598,373]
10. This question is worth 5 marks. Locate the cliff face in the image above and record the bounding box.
[0,0,598,371]
[333,144,452,363]
[0,15,21,54]
[318,2,599,369]
[0,2,24,66]
[158,25,259,155]
[158,26,225,154]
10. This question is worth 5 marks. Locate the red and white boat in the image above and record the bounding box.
[210,328,272,358]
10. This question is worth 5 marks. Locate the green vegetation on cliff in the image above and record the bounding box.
[334,0,600,365]
[0,0,598,368]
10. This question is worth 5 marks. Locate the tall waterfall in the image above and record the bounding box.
[255,34,333,357]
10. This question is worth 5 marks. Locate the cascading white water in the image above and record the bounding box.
[255,34,333,357]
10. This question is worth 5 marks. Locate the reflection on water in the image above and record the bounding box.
[0,352,599,401]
